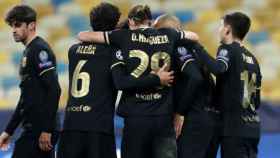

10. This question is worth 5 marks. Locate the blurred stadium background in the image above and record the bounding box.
[0,0,280,157]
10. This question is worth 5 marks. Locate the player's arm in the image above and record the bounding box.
[78,29,199,44]
[78,29,125,46]
[111,50,173,90]
[78,31,105,43]
[3,95,24,136]
[173,48,203,138]
[0,85,25,150]
[182,30,199,41]
[255,63,262,109]
[112,63,159,90]
[32,49,61,133]
[175,48,204,114]
[193,43,229,75]
[177,62,203,113]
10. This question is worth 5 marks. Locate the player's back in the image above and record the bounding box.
[109,27,182,117]
[174,43,219,125]
[64,42,117,134]
[216,42,261,138]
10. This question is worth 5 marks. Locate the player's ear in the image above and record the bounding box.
[28,21,36,31]
[152,18,158,27]
[128,18,135,29]
[224,25,231,35]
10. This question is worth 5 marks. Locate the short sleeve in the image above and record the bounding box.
[104,29,128,47]
[216,45,231,71]
[175,46,195,72]
[32,49,56,76]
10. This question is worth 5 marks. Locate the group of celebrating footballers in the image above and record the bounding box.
[0,2,261,158]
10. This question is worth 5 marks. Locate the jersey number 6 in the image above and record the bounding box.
[71,60,90,98]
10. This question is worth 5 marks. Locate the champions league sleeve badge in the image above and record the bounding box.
[39,50,49,62]
[178,47,193,61]
[115,50,124,60]
[38,50,53,68]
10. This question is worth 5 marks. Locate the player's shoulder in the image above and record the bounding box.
[243,47,260,65]
[217,42,236,57]
[157,27,178,35]
[69,42,80,51]
[218,42,234,51]
[31,36,51,51]
[176,45,196,66]
[28,36,54,58]
[108,28,130,35]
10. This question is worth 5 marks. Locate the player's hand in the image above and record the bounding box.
[184,31,199,41]
[174,113,184,139]
[152,64,174,87]
[0,132,11,151]
[39,132,53,151]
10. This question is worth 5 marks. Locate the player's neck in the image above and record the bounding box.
[223,37,234,44]
[233,39,244,47]
[138,24,150,29]
[131,24,150,30]
[23,32,37,46]
[224,35,244,46]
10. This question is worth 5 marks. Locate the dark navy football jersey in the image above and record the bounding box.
[174,42,218,125]
[215,42,262,138]
[64,42,118,134]
[105,28,186,116]
[5,36,60,135]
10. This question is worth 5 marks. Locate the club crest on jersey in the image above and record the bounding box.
[38,50,52,68]
[21,57,27,67]
[116,50,124,60]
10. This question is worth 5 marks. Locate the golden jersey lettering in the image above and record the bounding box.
[131,33,169,45]
[129,50,149,78]
[242,54,254,64]
[66,105,92,112]
[136,93,162,101]
[76,45,96,55]
[242,115,260,123]
[151,52,171,71]
[241,70,257,110]
[71,60,90,98]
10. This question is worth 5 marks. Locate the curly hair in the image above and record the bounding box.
[89,3,121,31]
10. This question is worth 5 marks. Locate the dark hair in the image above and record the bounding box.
[89,2,121,31]
[223,12,251,40]
[116,19,129,29]
[128,5,152,24]
[5,5,36,26]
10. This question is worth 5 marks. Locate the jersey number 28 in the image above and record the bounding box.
[129,50,171,78]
